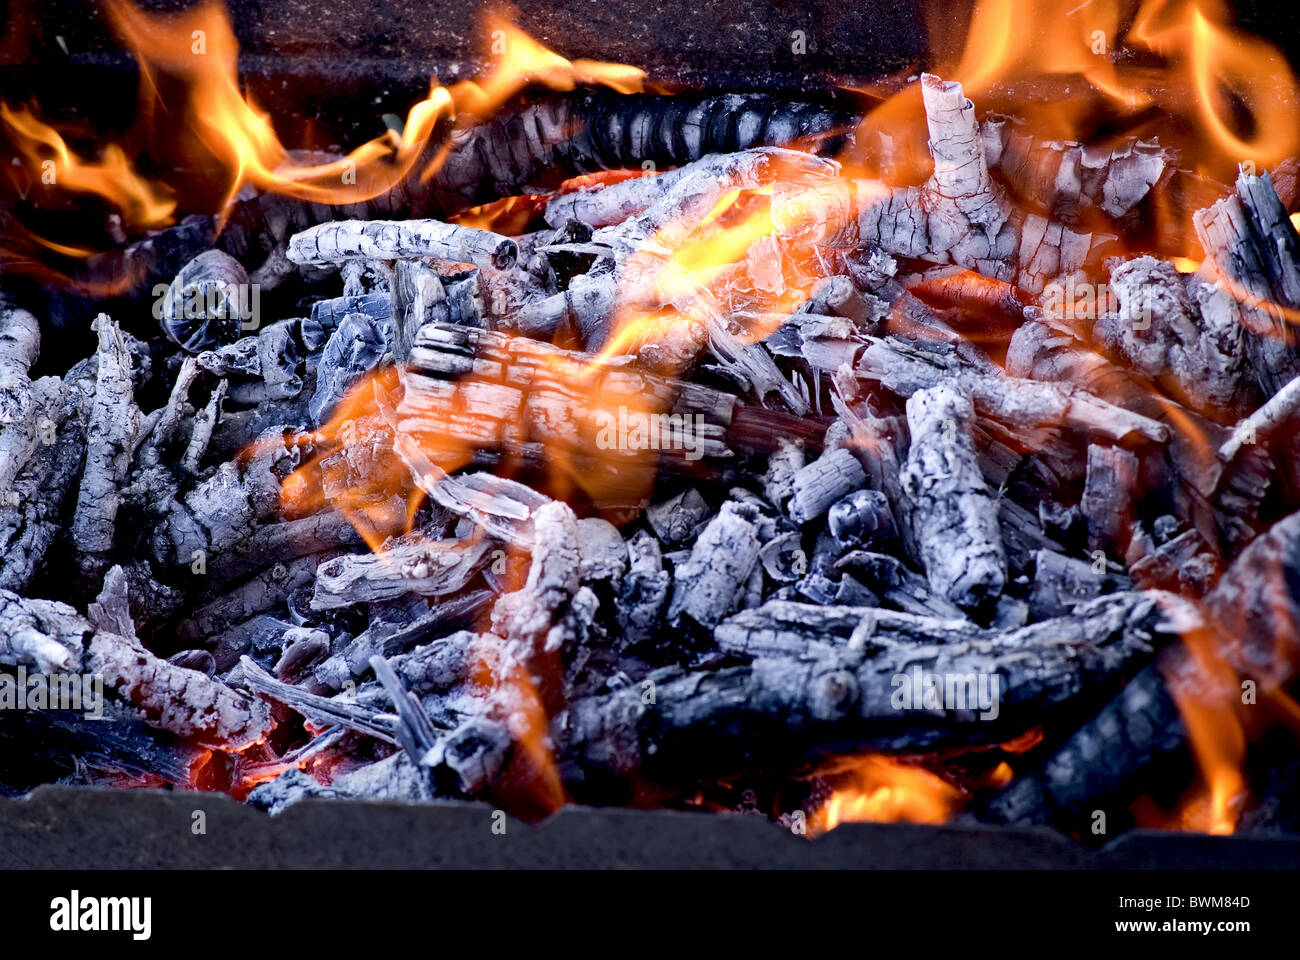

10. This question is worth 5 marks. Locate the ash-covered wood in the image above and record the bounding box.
[901,384,1006,610]
[70,316,140,585]
[160,250,251,353]
[557,591,1188,785]
[1195,170,1300,399]
[0,297,41,493]
[287,219,520,271]
[6,71,1300,843]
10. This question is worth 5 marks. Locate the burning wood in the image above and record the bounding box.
[3,3,1300,848]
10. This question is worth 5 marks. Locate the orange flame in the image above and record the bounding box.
[1166,644,1248,835]
[1130,0,1300,174]
[102,0,452,215]
[810,755,962,834]
[851,0,1300,189]
[0,102,176,228]
[4,1,644,248]
[454,16,645,119]
[279,368,425,553]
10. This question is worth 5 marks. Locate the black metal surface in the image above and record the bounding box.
[2,785,1298,869]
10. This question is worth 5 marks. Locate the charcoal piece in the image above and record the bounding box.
[646,489,710,545]
[160,250,251,353]
[705,315,810,413]
[1194,170,1300,398]
[805,275,887,332]
[426,716,510,794]
[387,630,476,696]
[758,531,806,583]
[0,703,210,787]
[70,316,141,585]
[715,601,977,659]
[789,447,867,524]
[273,628,331,682]
[1080,444,1140,555]
[0,363,94,592]
[177,552,328,643]
[210,615,293,674]
[369,654,439,784]
[1127,528,1221,595]
[312,535,491,610]
[206,512,363,583]
[762,439,806,510]
[1027,549,1110,620]
[395,445,552,548]
[490,501,590,654]
[287,219,518,270]
[667,501,761,628]
[985,509,1300,830]
[901,384,1006,611]
[856,335,1169,445]
[983,119,1169,221]
[979,663,1186,829]
[834,551,964,620]
[1218,371,1300,463]
[544,147,831,229]
[557,591,1186,783]
[827,489,896,548]
[356,591,493,666]
[0,298,41,492]
[133,357,201,471]
[310,293,391,333]
[398,322,737,480]
[308,311,392,425]
[1092,255,1252,417]
[616,530,670,648]
[773,75,1112,294]
[247,768,336,815]
[1,572,271,748]
[577,517,627,582]
[167,649,216,676]
[395,257,483,359]
[430,90,849,213]
[391,260,447,362]
[234,654,397,743]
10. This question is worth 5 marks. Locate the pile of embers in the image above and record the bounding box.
[3,75,1300,840]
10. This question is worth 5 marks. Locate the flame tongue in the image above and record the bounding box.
[810,756,963,834]
[0,103,176,229]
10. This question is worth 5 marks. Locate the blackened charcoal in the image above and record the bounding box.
[667,501,761,628]
[166,649,216,676]
[308,311,393,425]
[789,447,867,523]
[430,90,851,211]
[647,489,711,545]
[161,250,250,353]
[828,489,896,548]
[247,768,335,815]
[310,293,391,333]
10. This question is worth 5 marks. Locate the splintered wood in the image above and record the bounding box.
[3,73,1300,841]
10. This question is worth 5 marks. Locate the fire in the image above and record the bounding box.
[948,0,1144,115]
[810,755,962,835]
[593,156,840,371]
[1129,0,1300,173]
[853,0,1300,188]
[3,1,643,247]
[0,103,176,229]
[102,0,449,215]
[279,367,425,553]
[453,16,645,119]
